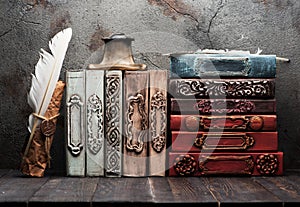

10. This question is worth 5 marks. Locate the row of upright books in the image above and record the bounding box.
[66,69,168,177]
[168,50,283,176]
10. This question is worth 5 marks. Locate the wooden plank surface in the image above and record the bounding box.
[167,177,218,206]
[205,177,282,207]
[29,177,98,207]
[253,175,300,207]
[148,177,174,203]
[93,177,153,206]
[0,170,48,207]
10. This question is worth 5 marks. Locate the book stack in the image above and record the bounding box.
[168,50,283,176]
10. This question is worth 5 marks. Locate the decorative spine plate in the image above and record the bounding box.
[169,79,275,98]
[174,154,197,176]
[87,94,103,154]
[105,71,122,176]
[67,94,84,156]
[198,155,255,175]
[194,133,255,150]
[126,93,148,153]
[150,91,167,153]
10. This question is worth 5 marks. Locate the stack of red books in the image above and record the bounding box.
[168,51,283,176]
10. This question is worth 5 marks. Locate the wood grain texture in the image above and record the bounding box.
[170,115,277,131]
[171,98,276,115]
[171,132,278,152]
[167,177,218,206]
[253,175,300,207]
[93,177,153,204]
[148,177,174,203]
[29,177,98,207]
[0,171,48,207]
[204,177,282,207]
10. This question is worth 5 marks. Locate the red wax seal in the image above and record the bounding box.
[40,120,56,137]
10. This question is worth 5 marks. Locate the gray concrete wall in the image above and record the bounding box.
[0,0,299,172]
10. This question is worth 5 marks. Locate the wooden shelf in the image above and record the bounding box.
[0,170,300,207]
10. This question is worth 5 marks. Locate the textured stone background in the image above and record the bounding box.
[0,0,300,173]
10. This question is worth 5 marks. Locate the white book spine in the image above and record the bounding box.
[66,70,85,176]
[85,69,105,176]
[105,70,123,177]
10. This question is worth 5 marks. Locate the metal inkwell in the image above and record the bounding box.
[88,33,146,70]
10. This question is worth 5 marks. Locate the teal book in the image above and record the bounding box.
[169,53,276,78]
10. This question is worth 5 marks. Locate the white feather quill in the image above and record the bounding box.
[24,28,72,158]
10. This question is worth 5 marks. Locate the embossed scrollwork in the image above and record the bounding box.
[174,154,197,176]
[87,94,103,155]
[256,154,279,175]
[126,93,148,154]
[150,91,167,153]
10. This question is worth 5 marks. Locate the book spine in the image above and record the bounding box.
[169,55,276,78]
[169,79,275,99]
[85,69,105,176]
[123,71,149,177]
[105,70,123,177]
[170,115,277,131]
[149,70,168,176]
[171,132,278,152]
[65,70,85,176]
[171,98,276,115]
[169,152,283,176]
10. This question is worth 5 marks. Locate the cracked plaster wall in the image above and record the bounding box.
[0,0,300,172]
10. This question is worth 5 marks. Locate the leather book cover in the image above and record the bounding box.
[171,131,278,152]
[170,115,277,131]
[171,98,276,115]
[169,79,275,99]
[169,152,283,176]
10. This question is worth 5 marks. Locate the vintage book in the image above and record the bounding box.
[149,70,168,176]
[123,71,149,177]
[85,69,105,176]
[65,70,85,176]
[169,152,283,176]
[21,81,65,177]
[170,115,277,131]
[105,70,123,177]
[171,98,276,115]
[171,132,278,152]
[169,79,275,99]
[169,54,276,78]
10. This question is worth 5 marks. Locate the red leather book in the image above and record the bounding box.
[170,115,277,131]
[171,98,276,115]
[171,132,278,152]
[169,152,283,176]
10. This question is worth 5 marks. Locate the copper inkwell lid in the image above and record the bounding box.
[88,33,146,70]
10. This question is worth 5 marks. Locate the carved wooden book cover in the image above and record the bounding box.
[123,71,149,177]
[171,99,276,115]
[172,132,278,152]
[105,70,123,177]
[169,54,276,78]
[65,70,85,176]
[149,70,168,176]
[169,79,275,99]
[85,69,105,176]
[170,115,277,131]
[169,152,283,176]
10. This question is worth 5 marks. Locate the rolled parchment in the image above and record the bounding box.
[21,81,65,177]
